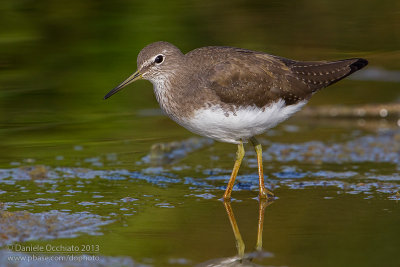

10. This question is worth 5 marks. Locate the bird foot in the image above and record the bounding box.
[259,189,275,200]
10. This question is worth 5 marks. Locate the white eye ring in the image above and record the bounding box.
[154,54,164,64]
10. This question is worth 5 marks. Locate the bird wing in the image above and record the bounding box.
[197,48,367,107]
[200,50,299,107]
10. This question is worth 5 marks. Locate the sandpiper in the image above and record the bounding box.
[104,41,368,200]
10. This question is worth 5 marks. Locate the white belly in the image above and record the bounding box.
[178,100,307,144]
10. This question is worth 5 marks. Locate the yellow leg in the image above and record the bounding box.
[223,142,245,200]
[250,137,274,199]
[223,200,245,258]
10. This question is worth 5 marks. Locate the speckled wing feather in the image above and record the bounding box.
[198,47,368,107]
[286,57,368,94]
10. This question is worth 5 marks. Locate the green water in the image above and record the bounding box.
[1,0,400,266]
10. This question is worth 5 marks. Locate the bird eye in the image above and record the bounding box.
[154,55,164,64]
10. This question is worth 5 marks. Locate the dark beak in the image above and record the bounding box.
[104,70,142,99]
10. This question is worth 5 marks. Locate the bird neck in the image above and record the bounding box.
[151,74,196,123]
[152,79,172,111]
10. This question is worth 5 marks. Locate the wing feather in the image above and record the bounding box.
[189,47,368,108]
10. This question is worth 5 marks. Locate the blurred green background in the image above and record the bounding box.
[1,0,399,164]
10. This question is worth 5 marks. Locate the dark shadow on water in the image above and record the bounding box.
[196,199,274,267]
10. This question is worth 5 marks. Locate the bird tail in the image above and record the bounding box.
[290,58,368,92]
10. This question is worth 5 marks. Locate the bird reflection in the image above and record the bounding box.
[196,199,273,267]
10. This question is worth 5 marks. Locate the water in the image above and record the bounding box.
[1,0,400,266]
